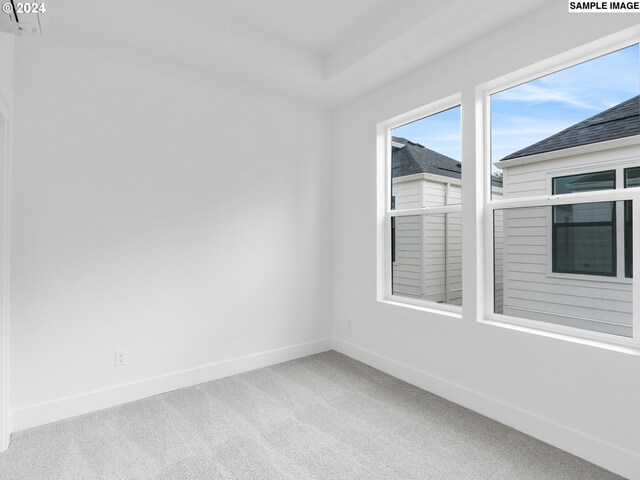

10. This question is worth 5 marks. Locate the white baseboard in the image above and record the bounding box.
[11,338,332,433]
[332,338,640,480]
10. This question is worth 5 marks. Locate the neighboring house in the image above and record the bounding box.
[497,95,640,337]
[391,137,503,305]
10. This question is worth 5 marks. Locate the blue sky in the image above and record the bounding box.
[392,43,639,170]
[392,106,461,160]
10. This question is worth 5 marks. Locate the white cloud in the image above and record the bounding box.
[493,44,638,112]
[494,83,600,110]
[490,116,581,161]
[491,116,574,136]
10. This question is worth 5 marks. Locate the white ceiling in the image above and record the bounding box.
[207,0,404,54]
[50,0,555,108]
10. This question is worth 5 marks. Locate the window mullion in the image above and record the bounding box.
[388,204,462,217]
[489,188,638,211]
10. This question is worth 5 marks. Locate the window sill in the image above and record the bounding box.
[379,295,463,319]
[480,314,640,356]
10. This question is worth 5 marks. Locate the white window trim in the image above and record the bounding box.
[478,29,640,353]
[377,93,463,317]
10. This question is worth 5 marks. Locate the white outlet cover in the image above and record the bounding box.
[115,349,128,367]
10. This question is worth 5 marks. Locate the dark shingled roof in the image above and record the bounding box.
[392,136,503,187]
[392,137,461,179]
[501,95,640,161]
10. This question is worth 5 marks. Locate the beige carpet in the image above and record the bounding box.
[0,351,624,479]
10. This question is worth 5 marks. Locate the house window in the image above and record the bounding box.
[551,171,616,276]
[624,167,640,278]
[382,99,462,311]
[549,168,640,280]
[487,42,639,340]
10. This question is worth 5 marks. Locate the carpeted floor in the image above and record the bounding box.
[0,351,623,479]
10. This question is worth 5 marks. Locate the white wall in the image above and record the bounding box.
[0,34,13,105]
[0,31,14,452]
[332,5,640,479]
[9,27,332,427]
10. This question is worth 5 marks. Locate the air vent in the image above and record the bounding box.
[0,2,47,36]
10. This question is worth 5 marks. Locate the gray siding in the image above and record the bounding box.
[392,176,481,306]
[392,178,423,297]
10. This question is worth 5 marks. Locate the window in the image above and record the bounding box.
[378,33,640,350]
[487,42,639,342]
[548,169,640,280]
[381,99,462,312]
[551,171,616,276]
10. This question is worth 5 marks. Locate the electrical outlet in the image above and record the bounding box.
[115,349,128,367]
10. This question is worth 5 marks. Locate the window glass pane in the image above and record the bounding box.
[553,224,616,276]
[391,106,461,209]
[552,202,616,276]
[392,213,462,306]
[553,202,614,223]
[494,206,632,337]
[552,171,615,194]
[490,44,639,200]
[625,166,640,188]
[552,174,617,273]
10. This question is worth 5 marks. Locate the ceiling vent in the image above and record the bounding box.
[0,1,47,36]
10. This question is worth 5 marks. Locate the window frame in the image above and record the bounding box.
[479,33,640,351]
[377,93,463,317]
